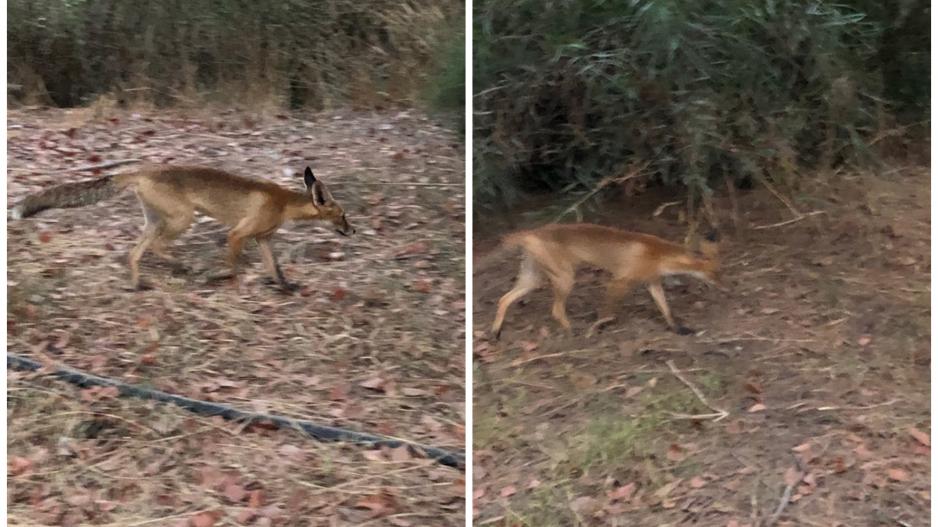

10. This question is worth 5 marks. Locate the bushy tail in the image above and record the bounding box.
[473,232,525,272]
[11,175,122,219]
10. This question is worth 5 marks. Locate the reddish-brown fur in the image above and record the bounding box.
[491,223,719,337]
[11,165,354,291]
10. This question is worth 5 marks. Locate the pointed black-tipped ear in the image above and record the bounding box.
[304,167,316,190]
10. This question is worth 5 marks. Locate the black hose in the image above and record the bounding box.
[7,353,465,470]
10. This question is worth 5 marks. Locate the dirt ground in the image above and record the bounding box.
[7,108,465,526]
[472,166,929,526]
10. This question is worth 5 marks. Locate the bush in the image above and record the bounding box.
[473,0,928,213]
[422,24,466,133]
[8,0,463,111]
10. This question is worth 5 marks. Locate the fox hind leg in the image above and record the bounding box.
[492,256,543,339]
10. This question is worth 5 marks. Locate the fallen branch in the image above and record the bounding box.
[7,353,464,470]
[666,360,728,422]
[766,457,806,526]
[753,210,826,230]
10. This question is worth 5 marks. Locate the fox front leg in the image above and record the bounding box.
[257,237,299,292]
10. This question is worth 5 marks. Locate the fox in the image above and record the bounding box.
[10,165,355,292]
[489,223,720,338]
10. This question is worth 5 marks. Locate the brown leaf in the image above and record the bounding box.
[329,383,349,401]
[689,476,707,489]
[743,381,763,394]
[191,511,220,527]
[359,376,386,391]
[9,456,32,476]
[499,485,517,498]
[223,483,246,503]
[854,443,873,460]
[908,426,930,447]
[666,444,685,462]
[331,287,347,301]
[412,278,433,293]
[857,335,872,346]
[607,482,636,501]
[747,403,767,413]
[38,231,53,243]
[783,466,802,486]
[248,490,265,508]
[355,492,398,518]
[887,468,910,482]
[791,441,812,453]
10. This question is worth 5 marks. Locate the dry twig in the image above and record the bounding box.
[666,360,728,422]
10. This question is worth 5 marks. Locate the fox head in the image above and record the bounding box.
[692,230,721,286]
[680,231,720,287]
[304,167,355,236]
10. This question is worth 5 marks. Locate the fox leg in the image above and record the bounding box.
[148,207,193,273]
[257,237,296,292]
[492,256,542,339]
[129,222,161,290]
[600,277,636,319]
[647,281,694,335]
[547,270,574,332]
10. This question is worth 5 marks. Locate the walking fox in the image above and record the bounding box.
[489,223,720,338]
[10,165,354,291]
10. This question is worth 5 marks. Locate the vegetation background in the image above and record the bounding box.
[473,0,928,217]
[8,0,465,121]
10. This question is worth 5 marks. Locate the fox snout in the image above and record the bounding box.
[335,215,355,236]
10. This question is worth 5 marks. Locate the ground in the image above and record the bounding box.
[472,166,930,526]
[7,107,465,526]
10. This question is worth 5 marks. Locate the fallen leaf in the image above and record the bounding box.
[499,485,517,498]
[791,442,812,453]
[854,443,873,460]
[887,468,910,482]
[359,376,386,391]
[689,476,707,489]
[191,511,220,527]
[248,490,265,508]
[908,426,930,447]
[223,483,246,503]
[857,335,872,346]
[355,492,398,518]
[9,456,32,476]
[666,444,685,462]
[747,403,767,413]
[783,466,802,486]
[607,482,636,501]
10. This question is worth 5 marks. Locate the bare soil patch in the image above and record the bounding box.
[8,107,465,526]
[472,167,929,526]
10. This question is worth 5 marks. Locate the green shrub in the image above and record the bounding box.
[473,0,926,213]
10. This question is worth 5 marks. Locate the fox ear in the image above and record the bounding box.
[312,180,334,206]
[303,167,316,190]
